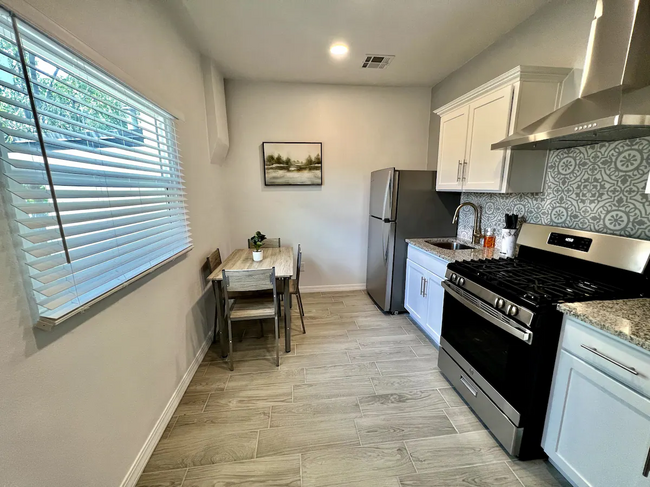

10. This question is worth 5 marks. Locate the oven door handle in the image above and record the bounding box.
[442,281,533,345]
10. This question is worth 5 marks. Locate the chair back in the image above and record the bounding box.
[295,244,302,286]
[222,268,276,295]
[248,237,281,249]
[206,248,222,273]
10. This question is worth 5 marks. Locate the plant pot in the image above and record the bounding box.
[252,250,263,262]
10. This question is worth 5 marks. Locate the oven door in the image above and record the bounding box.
[440,280,535,416]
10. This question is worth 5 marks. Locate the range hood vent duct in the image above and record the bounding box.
[493,0,650,151]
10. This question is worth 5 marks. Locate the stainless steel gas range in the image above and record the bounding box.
[439,223,650,460]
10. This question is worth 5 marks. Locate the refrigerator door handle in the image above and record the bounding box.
[381,174,392,221]
[381,223,386,263]
[382,223,389,263]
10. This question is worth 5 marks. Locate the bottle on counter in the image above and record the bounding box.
[484,228,496,249]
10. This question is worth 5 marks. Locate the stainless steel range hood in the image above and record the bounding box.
[493,0,650,151]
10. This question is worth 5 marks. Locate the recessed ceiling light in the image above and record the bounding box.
[330,44,349,56]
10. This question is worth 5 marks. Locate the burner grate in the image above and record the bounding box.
[451,258,625,306]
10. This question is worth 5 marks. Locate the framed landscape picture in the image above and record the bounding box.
[262,142,322,186]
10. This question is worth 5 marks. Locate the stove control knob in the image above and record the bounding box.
[495,298,505,309]
[507,304,519,317]
[450,273,458,283]
[457,277,465,286]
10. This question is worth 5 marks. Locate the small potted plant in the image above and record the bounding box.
[250,231,267,262]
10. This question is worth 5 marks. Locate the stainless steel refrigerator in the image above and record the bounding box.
[366,168,460,313]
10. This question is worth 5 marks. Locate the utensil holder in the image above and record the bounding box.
[500,229,516,257]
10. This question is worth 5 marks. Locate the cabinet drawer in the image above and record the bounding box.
[407,244,448,279]
[561,316,650,397]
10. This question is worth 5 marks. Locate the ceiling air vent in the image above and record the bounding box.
[361,55,394,69]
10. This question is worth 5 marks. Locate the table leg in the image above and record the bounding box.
[214,280,227,358]
[284,276,291,352]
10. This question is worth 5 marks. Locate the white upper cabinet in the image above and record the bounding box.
[434,66,571,193]
[436,106,469,190]
[464,86,513,191]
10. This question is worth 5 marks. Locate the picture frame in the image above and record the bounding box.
[262,142,322,186]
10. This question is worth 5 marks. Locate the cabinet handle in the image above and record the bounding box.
[456,160,462,182]
[462,160,467,181]
[459,375,478,397]
[643,446,650,477]
[580,344,639,375]
[422,278,427,298]
[420,276,424,296]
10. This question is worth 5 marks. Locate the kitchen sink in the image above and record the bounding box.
[425,240,474,251]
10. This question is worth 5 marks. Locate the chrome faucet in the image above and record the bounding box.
[452,202,482,245]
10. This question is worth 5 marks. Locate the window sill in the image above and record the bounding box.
[35,245,193,331]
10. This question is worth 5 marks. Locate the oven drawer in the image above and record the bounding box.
[439,348,523,456]
[561,316,650,397]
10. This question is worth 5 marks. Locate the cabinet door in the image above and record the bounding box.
[436,105,469,191]
[404,260,428,326]
[463,85,513,192]
[424,271,445,346]
[543,350,650,487]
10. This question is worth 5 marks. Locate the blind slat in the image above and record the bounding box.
[0,124,182,170]
[0,84,180,157]
[8,187,185,200]
[2,149,183,181]
[25,215,187,258]
[31,220,189,267]
[36,240,190,304]
[4,166,185,188]
[0,81,180,153]
[29,227,188,284]
[17,202,187,229]
[31,227,190,276]
[19,208,187,245]
[14,195,185,215]
[4,152,183,181]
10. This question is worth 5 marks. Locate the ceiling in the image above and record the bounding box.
[175,0,550,87]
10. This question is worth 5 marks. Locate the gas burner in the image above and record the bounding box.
[450,257,626,307]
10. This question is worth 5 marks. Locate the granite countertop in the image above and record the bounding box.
[558,299,650,352]
[406,237,502,263]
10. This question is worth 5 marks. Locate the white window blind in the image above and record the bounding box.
[0,9,192,328]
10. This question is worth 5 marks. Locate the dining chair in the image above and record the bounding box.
[278,243,306,334]
[207,249,224,342]
[248,237,281,249]
[206,248,267,341]
[222,268,280,370]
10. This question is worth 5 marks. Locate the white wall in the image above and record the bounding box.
[427,0,596,169]
[223,81,431,289]
[0,1,228,486]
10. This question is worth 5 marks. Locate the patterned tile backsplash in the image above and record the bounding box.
[456,136,650,245]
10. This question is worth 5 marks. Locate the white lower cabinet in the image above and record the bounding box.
[543,317,650,487]
[404,259,429,325]
[404,245,448,346]
[424,272,445,344]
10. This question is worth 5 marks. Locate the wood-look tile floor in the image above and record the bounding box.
[137,291,569,487]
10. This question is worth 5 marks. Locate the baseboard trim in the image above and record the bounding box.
[120,330,213,487]
[300,283,366,293]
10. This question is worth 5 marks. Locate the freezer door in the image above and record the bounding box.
[369,168,396,220]
[366,215,396,311]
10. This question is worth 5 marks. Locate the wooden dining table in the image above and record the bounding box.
[207,247,295,355]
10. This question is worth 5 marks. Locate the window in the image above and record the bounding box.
[0,8,192,328]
